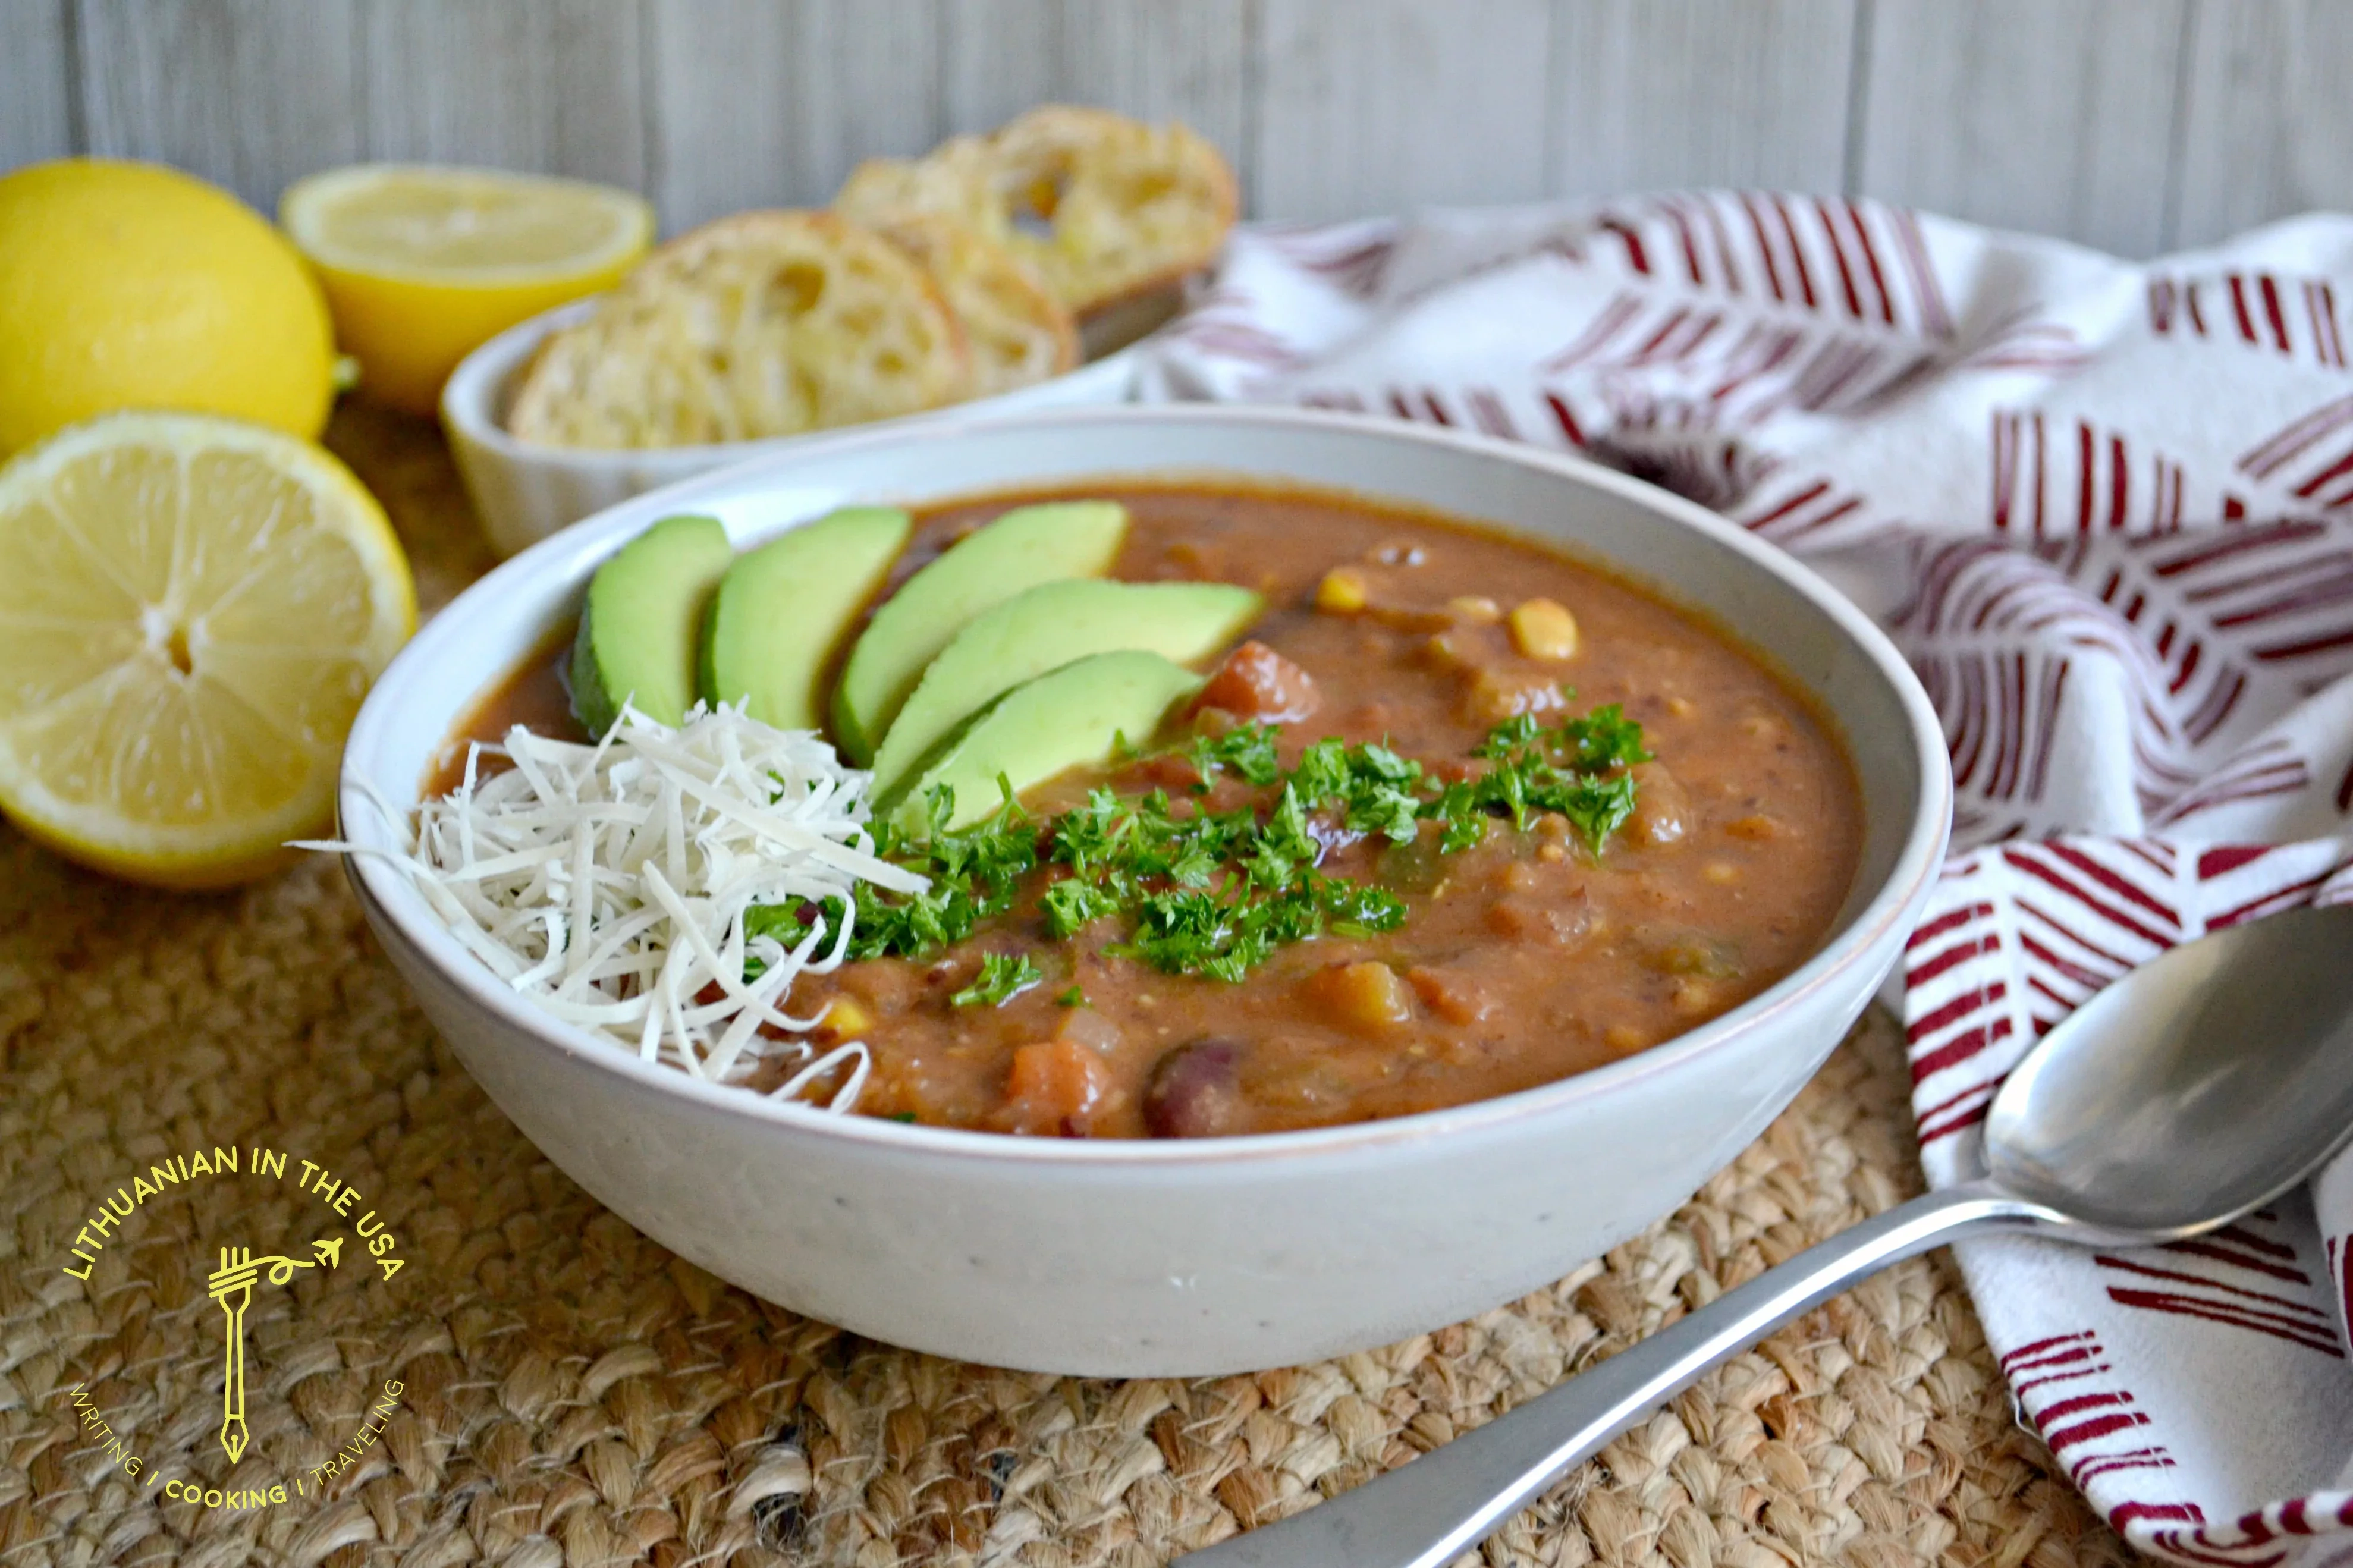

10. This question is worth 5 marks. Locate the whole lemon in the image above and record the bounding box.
[0,159,335,456]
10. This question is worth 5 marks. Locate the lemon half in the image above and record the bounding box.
[0,413,415,888]
[281,164,655,414]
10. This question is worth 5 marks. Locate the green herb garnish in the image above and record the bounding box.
[953,952,1044,1008]
[784,701,1645,986]
[1186,723,1283,789]
[1436,701,1650,846]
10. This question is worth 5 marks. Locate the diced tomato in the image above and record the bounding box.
[1196,640,1320,724]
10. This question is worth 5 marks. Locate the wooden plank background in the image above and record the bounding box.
[4,0,2351,257]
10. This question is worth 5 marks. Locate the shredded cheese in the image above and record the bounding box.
[309,702,926,1112]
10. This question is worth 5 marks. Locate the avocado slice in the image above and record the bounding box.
[569,513,735,736]
[885,649,1204,834]
[831,500,1128,764]
[698,506,912,731]
[869,579,1262,797]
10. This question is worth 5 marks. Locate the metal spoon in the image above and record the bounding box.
[1177,901,2353,1568]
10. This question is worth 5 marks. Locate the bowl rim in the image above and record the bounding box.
[342,403,1953,1170]
[439,296,1150,476]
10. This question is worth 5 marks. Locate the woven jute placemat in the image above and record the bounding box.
[0,409,2138,1568]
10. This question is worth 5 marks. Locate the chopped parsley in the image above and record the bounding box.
[953,952,1044,1008]
[1185,723,1283,788]
[1441,702,1650,846]
[758,702,1648,986]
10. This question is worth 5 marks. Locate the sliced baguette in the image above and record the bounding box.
[838,105,1237,318]
[507,210,969,450]
[866,211,1077,395]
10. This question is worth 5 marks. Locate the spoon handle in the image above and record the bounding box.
[1174,1180,2047,1568]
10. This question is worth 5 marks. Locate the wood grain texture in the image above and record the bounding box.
[1255,0,1553,222]
[938,0,1249,162]
[1855,0,2189,257]
[645,0,940,234]
[15,1,2353,259]
[651,0,1249,236]
[2172,0,2353,250]
[1547,0,1855,197]
[358,0,646,191]
[75,0,359,211]
[0,0,74,171]
[938,0,1058,134]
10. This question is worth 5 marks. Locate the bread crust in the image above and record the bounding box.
[865,210,1078,396]
[507,209,969,450]
[838,105,1238,318]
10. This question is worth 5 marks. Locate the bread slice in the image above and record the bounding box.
[836,133,1003,239]
[866,210,1077,396]
[838,105,1238,318]
[507,210,970,449]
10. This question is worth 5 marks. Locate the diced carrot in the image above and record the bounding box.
[1003,1039,1113,1134]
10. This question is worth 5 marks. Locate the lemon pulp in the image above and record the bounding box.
[280,165,654,414]
[0,413,414,887]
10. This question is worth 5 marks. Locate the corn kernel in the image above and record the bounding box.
[1316,566,1369,613]
[1704,861,1741,885]
[818,997,874,1038]
[1508,597,1580,661]
[1446,595,1503,624]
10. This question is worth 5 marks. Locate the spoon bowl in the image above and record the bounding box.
[1182,899,2353,1568]
[1986,902,2353,1236]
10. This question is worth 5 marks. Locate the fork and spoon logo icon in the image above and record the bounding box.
[205,1239,343,1463]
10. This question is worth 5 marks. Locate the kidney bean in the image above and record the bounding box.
[1142,1037,1249,1138]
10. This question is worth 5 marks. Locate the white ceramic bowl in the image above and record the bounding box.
[439,297,1149,559]
[341,406,1951,1376]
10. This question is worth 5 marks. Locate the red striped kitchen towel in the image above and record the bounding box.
[1139,196,2353,1563]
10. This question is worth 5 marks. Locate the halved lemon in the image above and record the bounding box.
[280,164,655,415]
[0,413,415,888]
